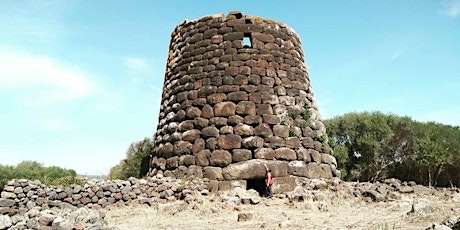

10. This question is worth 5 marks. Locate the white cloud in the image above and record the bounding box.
[440,0,460,18]
[122,57,153,72]
[0,51,97,105]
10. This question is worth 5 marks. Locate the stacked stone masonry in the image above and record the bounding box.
[150,11,339,184]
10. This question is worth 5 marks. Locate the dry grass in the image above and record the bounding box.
[103,193,459,230]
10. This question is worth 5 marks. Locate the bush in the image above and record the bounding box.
[108,137,154,180]
[0,161,77,189]
[51,176,87,187]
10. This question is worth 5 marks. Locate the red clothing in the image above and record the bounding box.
[266,172,273,185]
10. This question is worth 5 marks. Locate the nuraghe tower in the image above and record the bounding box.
[150,11,339,193]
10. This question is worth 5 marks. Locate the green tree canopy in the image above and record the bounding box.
[325,111,460,186]
[108,137,154,180]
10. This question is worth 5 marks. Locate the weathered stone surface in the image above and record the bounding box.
[256,104,273,115]
[262,114,279,124]
[214,102,236,116]
[201,104,214,118]
[234,124,254,136]
[203,167,224,180]
[182,129,201,141]
[273,125,289,137]
[243,115,262,125]
[237,212,254,222]
[0,199,14,207]
[210,150,232,167]
[285,137,301,148]
[196,150,210,166]
[321,153,337,166]
[287,161,308,177]
[272,177,297,194]
[201,126,219,137]
[232,149,252,162]
[254,123,273,137]
[275,147,297,160]
[242,136,264,148]
[235,101,256,115]
[309,149,321,163]
[305,163,322,179]
[223,159,288,180]
[254,148,275,160]
[217,134,242,149]
[0,215,12,230]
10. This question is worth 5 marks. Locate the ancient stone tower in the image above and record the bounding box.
[150,11,339,192]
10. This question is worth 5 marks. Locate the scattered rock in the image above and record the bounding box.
[0,215,12,230]
[237,212,254,222]
[411,198,434,214]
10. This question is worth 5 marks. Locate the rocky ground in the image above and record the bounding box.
[104,186,460,230]
[1,176,459,229]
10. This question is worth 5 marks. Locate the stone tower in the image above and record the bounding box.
[150,11,339,192]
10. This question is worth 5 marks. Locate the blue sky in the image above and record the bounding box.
[1,1,459,175]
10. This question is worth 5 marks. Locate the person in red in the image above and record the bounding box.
[264,164,273,198]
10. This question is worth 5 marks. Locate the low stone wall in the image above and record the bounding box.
[0,176,209,216]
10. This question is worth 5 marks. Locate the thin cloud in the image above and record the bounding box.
[39,118,72,131]
[440,0,460,18]
[122,57,153,72]
[390,52,401,62]
[0,51,97,105]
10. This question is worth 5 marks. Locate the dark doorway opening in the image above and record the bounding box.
[246,179,266,196]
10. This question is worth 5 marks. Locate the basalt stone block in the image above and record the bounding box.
[210,150,232,167]
[242,136,264,148]
[254,148,275,160]
[235,101,256,115]
[203,166,224,180]
[223,159,288,180]
[254,123,273,137]
[217,134,242,149]
[232,149,252,162]
[234,124,254,136]
[214,102,236,116]
[275,147,297,160]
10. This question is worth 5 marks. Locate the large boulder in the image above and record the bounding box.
[222,159,288,180]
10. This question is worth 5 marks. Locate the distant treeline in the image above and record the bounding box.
[0,161,84,189]
[325,111,460,187]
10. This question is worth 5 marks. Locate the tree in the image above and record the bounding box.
[412,122,456,186]
[108,137,155,180]
[325,112,416,182]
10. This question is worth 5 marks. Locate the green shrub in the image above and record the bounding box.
[0,161,77,189]
[299,122,307,129]
[302,109,312,120]
[108,137,154,180]
[289,111,298,120]
[313,134,326,143]
[50,176,87,187]
[289,129,296,137]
